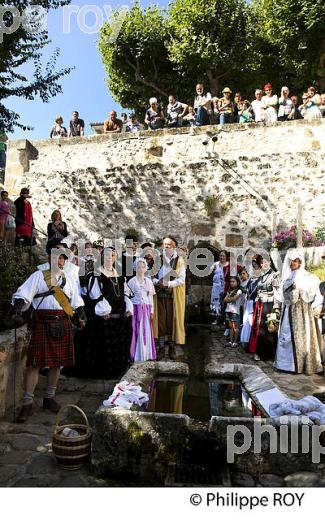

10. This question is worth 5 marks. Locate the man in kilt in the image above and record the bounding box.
[11,242,86,423]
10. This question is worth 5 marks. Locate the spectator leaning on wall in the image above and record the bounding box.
[193,83,212,126]
[68,111,85,137]
[103,111,123,133]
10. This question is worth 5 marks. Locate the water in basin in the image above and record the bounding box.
[144,376,262,422]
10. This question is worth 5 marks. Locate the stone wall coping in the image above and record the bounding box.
[95,361,288,426]
[7,118,325,150]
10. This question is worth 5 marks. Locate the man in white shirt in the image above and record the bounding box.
[194,83,212,126]
[152,236,186,360]
[251,89,263,122]
[11,243,86,422]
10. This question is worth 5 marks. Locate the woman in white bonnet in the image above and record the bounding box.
[274,249,323,375]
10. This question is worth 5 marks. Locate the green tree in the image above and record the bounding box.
[167,0,249,95]
[98,0,325,112]
[98,0,250,111]
[98,2,176,115]
[249,0,325,93]
[0,1,72,133]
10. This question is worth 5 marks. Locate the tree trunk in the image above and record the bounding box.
[207,71,219,96]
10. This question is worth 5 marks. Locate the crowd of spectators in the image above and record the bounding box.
[102,83,325,133]
[49,111,85,139]
[47,83,325,140]
[132,83,325,131]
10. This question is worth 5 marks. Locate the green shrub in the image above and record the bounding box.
[315,226,325,243]
[306,261,325,281]
[0,243,35,330]
[123,227,140,242]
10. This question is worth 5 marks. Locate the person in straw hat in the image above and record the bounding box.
[218,87,235,125]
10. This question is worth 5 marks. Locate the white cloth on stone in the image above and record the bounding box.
[103,380,149,409]
[269,396,325,424]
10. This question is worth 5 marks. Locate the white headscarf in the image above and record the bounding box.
[281,248,305,283]
[281,248,320,303]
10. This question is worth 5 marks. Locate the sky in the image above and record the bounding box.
[7,1,167,140]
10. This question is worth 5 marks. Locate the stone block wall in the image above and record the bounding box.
[0,327,29,418]
[4,119,325,250]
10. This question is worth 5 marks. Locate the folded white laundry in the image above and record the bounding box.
[103,380,149,409]
[269,395,325,424]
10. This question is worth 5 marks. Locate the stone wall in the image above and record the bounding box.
[0,327,29,418]
[4,119,325,249]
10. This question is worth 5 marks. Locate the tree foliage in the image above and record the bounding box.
[0,1,72,133]
[249,0,325,93]
[167,0,248,95]
[99,0,325,111]
[99,3,176,115]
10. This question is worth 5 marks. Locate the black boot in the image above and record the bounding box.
[43,398,60,413]
[156,347,166,361]
[16,404,33,423]
[168,342,177,361]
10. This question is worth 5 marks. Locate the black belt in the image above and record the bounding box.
[35,289,54,298]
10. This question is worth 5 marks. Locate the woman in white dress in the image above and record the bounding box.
[128,258,156,362]
[274,249,323,375]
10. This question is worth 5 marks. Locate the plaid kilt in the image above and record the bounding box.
[27,310,74,367]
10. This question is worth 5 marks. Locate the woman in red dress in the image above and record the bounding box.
[14,187,35,246]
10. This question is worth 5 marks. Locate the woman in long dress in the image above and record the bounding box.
[249,256,281,361]
[274,250,323,375]
[240,263,260,350]
[128,258,156,362]
[210,257,225,324]
[70,247,133,379]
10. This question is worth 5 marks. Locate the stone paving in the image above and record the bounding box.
[0,326,325,487]
[0,378,119,487]
[209,326,325,400]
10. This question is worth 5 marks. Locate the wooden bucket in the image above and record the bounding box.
[52,404,92,470]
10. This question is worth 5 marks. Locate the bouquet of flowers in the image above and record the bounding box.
[265,312,280,333]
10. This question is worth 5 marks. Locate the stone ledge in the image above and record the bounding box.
[7,118,325,149]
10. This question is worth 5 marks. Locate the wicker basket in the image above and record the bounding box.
[52,404,92,470]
